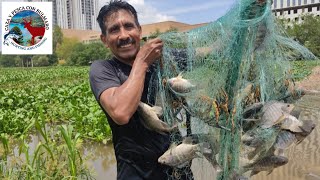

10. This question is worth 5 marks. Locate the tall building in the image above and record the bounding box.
[25,0,100,31]
[272,0,320,23]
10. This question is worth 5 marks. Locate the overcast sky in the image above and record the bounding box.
[99,0,236,25]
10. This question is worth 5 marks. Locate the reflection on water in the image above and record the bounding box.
[6,95,318,180]
[81,141,117,180]
[252,95,320,180]
[85,94,320,180]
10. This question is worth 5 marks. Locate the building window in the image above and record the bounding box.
[308,7,312,12]
[311,0,315,3]
[298,0,301,5]
[288,10,291,14]
[318,6,320,11]
[295,17,299,22]
[304,0,307,4]
[294,9,298,13]
[287,0,290,6]
[293,0,296,6]
[281,0,284,8]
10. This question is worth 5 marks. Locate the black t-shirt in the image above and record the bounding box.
[89,57,171,179]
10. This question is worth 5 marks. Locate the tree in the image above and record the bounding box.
[0,55,17,67]
[53,25,63,51]
[32,55,49,66]
[67,42,112,66]
[285,15,320,57]
[56,37,79,61]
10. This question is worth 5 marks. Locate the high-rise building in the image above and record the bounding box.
[272,0,320,23]
[25,0,100,31]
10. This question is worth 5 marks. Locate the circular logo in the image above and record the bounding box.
[8,10,45,47]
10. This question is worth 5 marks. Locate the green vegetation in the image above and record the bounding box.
[0,66,110,179]
[279,14,320,57]
[290,59,320,81]
[0,66,111,141]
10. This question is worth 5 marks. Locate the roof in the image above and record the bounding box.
[61,21,209,42]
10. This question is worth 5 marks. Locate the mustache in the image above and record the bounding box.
[117,38,135,48]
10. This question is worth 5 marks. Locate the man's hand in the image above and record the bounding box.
[135,38,163,68]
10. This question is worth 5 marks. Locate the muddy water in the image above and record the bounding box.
[252,95,320,180]
[86,94,320,180]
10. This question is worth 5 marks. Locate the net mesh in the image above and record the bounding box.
[148,0,317,179]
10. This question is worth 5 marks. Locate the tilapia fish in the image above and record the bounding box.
[167,72,195,93]
[137,102,176,134]
[260,101,295,128]
[158,138,211,167]
[189,133,222,172]
[242,155,288,177]
[273,130,297,156]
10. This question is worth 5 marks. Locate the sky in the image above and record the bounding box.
[0,0,236,50]
[99,0,236,25]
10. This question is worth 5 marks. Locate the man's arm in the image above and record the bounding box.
[99,38,163,125]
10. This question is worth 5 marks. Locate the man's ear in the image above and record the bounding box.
[100,34,109,48]
[138,25,142,39]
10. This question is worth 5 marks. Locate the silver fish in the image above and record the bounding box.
[158,138,211,167]
[295,120,316,144]
[167,73,195,93]
[260,101,295,128]
[242,155,288,177]
[274,130,297,156]
[137,102,175,134]
[190,133,222,172]
[277,114,303,133]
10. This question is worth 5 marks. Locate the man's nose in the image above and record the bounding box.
[119,28,129,39]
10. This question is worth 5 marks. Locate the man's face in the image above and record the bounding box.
[101,10,142,63]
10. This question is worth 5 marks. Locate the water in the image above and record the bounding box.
[4,96,319,180]
[9,23,32,46]
[88,94,320,180]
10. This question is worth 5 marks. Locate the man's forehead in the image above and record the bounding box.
[105,9,135,26]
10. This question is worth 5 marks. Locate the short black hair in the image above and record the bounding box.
[97,0,140,35]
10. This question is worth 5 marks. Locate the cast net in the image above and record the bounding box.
[146,0,318,179]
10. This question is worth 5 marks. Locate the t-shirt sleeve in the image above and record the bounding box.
[89,60,121,101]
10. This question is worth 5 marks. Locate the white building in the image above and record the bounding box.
[272,0,320,23]
[25,0,100,31]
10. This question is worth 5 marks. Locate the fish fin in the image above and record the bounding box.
[274,113,287,125]
[250,170,260,177]
[266,169,274,175]
[177,72,183,79]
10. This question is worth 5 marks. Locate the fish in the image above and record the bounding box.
[189,133,222,172]
[242,126,280,160]
[137,102,176,134]
[276,114,303,133]
[242,155,288,177]
[259,101,295,128]
[158,137,211,168]
[167,72,195,93]
[273,130,297,156]
[295,120,316,144]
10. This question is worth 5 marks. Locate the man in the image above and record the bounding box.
[90,0,193,179]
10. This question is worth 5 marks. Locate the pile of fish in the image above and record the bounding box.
[136,73,316,178]
[240,100,316,176]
